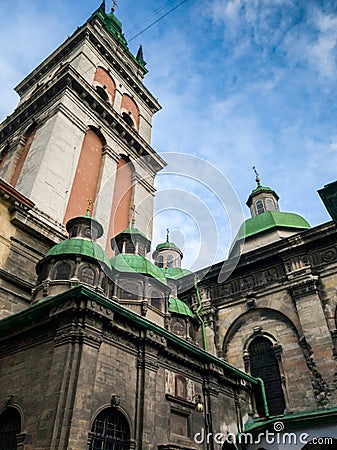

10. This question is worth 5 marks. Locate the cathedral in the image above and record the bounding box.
[0,3,337,450]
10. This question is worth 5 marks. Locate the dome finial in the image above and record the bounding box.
[252,165,261,187]
[111,0,117,12]
[99,1,106,12]
[166,228,170,242]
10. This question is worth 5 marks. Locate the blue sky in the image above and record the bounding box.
[1,0,336,271]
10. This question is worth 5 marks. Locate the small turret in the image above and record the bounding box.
[229,169,311,256]
[33,209,112,302]
[153,229,183,269]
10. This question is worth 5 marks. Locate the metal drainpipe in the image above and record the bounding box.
[194,275,207,352]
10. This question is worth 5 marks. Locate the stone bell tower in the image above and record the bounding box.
[0,2,165,255]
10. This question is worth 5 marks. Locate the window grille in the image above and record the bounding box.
[249,337,285,416]
[89,408,130,450]
[0,407,21,450]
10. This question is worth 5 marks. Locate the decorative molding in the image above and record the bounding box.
[213,264,284,300]
[289,276,319,299]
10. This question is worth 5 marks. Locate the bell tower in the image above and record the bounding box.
[0,2,165,255]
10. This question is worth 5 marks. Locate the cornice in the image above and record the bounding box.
[1,67,166,174]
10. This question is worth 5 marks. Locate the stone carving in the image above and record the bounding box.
[299,336,330,407]
[213,265,284,299]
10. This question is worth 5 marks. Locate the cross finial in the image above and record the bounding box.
[252,166,261,187]
[166,228,170,242]
[111,0,117,12]
[86,198,94,216]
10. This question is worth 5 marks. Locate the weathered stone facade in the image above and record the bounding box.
[0,286,255,449]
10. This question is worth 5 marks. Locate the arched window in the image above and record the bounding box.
[55,263,71,280]
[265,198,276,212]
[0,407,21,450]
[172,319,185,337]
[81,267,95,285]
[121,94,140,130]
[167,254,174,268]
[175,375,187,399]
[249,337,285,416]
[93,67,116,104]
[89,407,130,450]
[96,85,109,102]
[255,200,265,215]
[120,282,138,300]
[157,255,164,268]
[122,112,135,128]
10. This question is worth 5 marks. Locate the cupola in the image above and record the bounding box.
[33,210,112,302]
[153,229,183,269]
[110,220,171,327]
[229,169,311,256]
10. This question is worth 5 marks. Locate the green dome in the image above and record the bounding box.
[156,241,179,250]
[111,254,167,285]
[161,267,191,280]
[250,185,272,195]
[121,226,147,239]
[46,238,112,269]
[236,211,311,241]
[169,297,194,318]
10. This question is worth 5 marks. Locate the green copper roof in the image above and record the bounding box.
[236,211,311,241]
[121,226,148,239]
[46,238,112,269]
[250,185,272,195]
[156,241,182,253]
[111,253,167,285]
[161,267,191,280]
[90,7,148,72]
[169,297,194,318]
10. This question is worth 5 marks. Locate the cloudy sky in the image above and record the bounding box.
[1,0,336,271]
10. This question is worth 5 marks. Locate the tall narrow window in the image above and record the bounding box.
[106,158,134,257]
[255,200,265,215]
[157,255,164,268]
[64,129,103,224]
[249,337,285,416]
[81,267,95,285]
[89,408,130,450]
[167,254,174,268]
[0,407,21,450]
[266,198,276,212]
